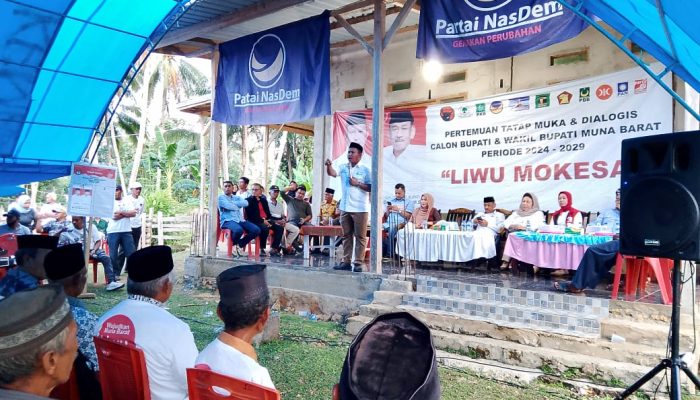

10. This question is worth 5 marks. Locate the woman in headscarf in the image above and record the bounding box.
[11,194,37,231]
[500,192,546,270]
[410,193,442,229]
[549,191,582,229]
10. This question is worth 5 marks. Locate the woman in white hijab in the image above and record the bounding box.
[11,194,37,231]
[499,193,546,270]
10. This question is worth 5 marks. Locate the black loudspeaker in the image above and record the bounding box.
[620,131,700,261]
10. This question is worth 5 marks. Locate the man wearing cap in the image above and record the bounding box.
[129,182,145,249]
[266,185,286,256]
[44,244,102,398]
[0,209,31,236]
[0,235,58,299]
[37,205,71,237]
[320,188,339,225]
[219,180,260,257]
[333,312,440,400]
[45,244,99,370]
[95,246,198,400]
[472,197,506,270]
[325,142,372,272]
[195,264,275,389]
[0,285,79,399]
[106,185,136,283]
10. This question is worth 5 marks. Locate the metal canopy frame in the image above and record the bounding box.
[558,0,700,122]
[87,1,197,163]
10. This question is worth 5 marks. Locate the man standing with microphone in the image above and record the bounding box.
[325,142,371,272]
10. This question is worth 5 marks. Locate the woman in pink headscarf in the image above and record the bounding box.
[549,191,582,229]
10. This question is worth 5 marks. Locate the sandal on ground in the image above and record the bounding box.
[553,281,584,294]
[499,261,510,271]
[550,269,569,277]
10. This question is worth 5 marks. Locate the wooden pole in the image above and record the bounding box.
[207,47,221,257]
[369,0,386,274]
[221,124,230,181]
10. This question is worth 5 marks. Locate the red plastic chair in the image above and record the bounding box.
[90,239,109,284]
[186,368,280,400]
[612,254,673,304]
[93,336,151,400]
[49,367,80,400]
[0,233,18,280]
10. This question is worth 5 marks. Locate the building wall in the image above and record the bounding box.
[329,26,641,112]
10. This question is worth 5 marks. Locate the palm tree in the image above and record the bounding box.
[125,54,210,186]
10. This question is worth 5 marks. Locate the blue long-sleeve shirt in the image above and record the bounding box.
[218,194,249,226]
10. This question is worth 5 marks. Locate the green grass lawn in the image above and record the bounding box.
[83,280,663,399]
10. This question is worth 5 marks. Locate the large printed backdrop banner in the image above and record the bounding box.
[417,0,590,62]
[332,66,672,213]
[213,11,331,125]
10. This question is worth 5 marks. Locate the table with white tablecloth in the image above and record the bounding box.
[395,228,496,262]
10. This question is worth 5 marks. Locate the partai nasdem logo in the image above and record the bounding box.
[249,34,286,89]
[464,0,512,11]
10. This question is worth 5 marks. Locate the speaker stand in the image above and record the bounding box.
[615,259,700,399]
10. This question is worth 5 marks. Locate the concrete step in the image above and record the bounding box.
[372,290,405,306]
[402,291,603,337]
[601,317,696,349]
[347,314,667,391]
[415,274,609,317]
[356,303,666,368]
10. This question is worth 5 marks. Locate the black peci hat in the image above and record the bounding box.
[44,243,85,281]
[127,246,174,282]
[217,264,268,306]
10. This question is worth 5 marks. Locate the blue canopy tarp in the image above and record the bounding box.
[0,0,182,186]
[566,0,700,94]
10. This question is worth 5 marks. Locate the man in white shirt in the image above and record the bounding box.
[473,196,506,270]
[195,264,275,390]
[326,142,372,272]
[473,196,505,236]
[237,176,252,222]
[106,185,135,286]
[266,185,286,257]
[95,246,198,400]
[129,182,145,249]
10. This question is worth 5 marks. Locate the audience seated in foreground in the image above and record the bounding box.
[0,235,58,299]
[195,264,275,389]
[44,243,102,399]
[0,285,78,399]
[333,312,440,400]
[95,245,198,400]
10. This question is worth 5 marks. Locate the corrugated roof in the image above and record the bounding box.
[159,0,420,55]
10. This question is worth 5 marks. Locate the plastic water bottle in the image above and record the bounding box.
[461,220,468,232]
[525,220,532,233]
[422,220,428,230]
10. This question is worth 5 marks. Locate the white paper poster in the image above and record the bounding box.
[68,163,116,218]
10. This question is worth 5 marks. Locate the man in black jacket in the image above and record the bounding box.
[244,183,277,256]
